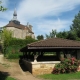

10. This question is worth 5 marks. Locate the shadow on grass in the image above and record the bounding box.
[0,71,10,80]
[19,59,28,72]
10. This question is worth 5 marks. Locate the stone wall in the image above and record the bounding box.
[6,27,35,39]
[6,27,24,39]
[78,65,80,71]
[22,60,80,75]
[31,61,60,75]
[22,59,60,75]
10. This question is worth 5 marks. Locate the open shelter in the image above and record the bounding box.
[20,38,80,75]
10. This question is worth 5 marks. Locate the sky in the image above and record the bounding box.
[0,0,80,38]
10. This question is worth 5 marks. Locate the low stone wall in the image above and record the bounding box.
[31,61,60,75]
[22,60,80,75]
[22,59,60,75]
[78,65,80,71]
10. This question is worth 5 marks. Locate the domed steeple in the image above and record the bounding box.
[10,7,20,25]
[13,8,17,20]
[13,8,17,16]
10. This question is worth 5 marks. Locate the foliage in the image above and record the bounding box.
[9,38,27,46]
[45,29,57,39]
[57,31,68,39]
[37,35,44,40]
[3,37,37,59]
[25,36,37,44]
[6,54,21,59]
[2,29,12,47]
[39,72,80,80]
[70,11,80,40]
[0,1,7,11]
[1,29,37,58]
[8,37,37,46]
[4,45,23,59]
[52,57,80,74]
[66,31,77,40]
[44,11,80,41]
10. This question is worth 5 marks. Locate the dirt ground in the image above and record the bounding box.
[0,57,44,80]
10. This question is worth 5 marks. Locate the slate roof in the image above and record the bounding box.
[5,21,34,34]
[20,38,80,52]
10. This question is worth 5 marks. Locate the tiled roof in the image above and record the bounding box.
[20,38,80,52]
[5,21,34,33]
[28,38,80,48]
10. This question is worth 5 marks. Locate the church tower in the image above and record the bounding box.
[5,7,35,39]
[13,8,17,20]
[11,8,20,25]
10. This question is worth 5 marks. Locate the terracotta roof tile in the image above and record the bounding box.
[28,38,80,47]
[5,21,34,33]
[20,38,80,52]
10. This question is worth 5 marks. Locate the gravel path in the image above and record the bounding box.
[0,56,43,80]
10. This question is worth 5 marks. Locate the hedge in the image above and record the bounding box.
[3,38,37,59]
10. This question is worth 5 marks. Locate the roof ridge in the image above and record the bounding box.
[28,37,80,46]
[60,38,80,43]
[27,26,34,33]
[28,39,45,46]
[28,37,57,46]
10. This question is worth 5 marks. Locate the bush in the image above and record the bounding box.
[3,37,37,59]
[4,45,23,59]
[4,53,21,59]
[8,37,37,46]
[7,54,19,59]
[52,57,80,74]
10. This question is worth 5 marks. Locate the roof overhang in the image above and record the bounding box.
[20,38,80,52]
[20,46,80,52]
[28,46,80,49]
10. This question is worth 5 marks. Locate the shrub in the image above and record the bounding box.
[6,53,22,59]
[3,37,37,59]
[4,53,20,59]
[52,57,80,74]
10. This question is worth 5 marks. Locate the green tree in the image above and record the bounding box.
[57,31,68,39]
[1,29,12,54]
[45,29,57,39]
[0,1,7,11]
[66,31,77,40]
[2,29,12,46]
[37,35,44,40]
[25,36,37,43]
[70,11,80,40]
[0,1,7,41]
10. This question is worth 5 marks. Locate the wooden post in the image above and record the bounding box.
[77,50,80,60]
[28,51,31,61]
[56,51,60,60]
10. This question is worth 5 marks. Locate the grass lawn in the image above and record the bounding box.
[0,72,16,80]
[39,72,80,80]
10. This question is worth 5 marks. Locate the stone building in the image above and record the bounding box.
[4,9,35,39]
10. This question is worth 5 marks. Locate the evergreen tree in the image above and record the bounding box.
[70,11,80,39]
